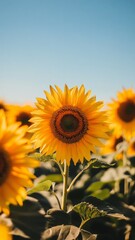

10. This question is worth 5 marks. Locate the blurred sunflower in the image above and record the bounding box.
[127,138,135,157]
[0,221,12,240]
[7,104,34,126]
[108,88,135,140]
[101,133,124,160]
[0,110,39,214]
[0,100,8,112]
[29,85,109,165]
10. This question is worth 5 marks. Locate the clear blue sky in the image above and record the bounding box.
[0,0,135,105]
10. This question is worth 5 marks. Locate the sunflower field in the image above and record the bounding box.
[0,85,135,240]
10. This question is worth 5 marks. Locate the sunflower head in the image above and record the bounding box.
[29,85,109,165]
[0,110,39,214]
[127,138,135,157]
[7,104,34,126]
[108,88,135,140]
[101,132,124,160]
[0,101,7,112]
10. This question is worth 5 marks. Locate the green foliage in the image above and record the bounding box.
[10,198,46,240]
[86,181,114,200]
[41,174,63,183]
[90,188,110,200]
[28,152,54,162]
[42,224,97,240]
[27,179,52,195]
[5,139,135,239]
[86,181,106,192]
[90,158,116,168]
[73,202,106,227]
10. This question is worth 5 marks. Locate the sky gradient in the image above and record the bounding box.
[0,0,135,105]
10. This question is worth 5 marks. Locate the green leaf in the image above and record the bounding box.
[28,152,54,162]
[90,188,110,200]
[90,158,116,168]
[41,174,63,183]
[81,229,97,240]
[86,182,111,200]
[28,180,52,195]
[10,198,45,240]
[73,202,106,226]
[42,225,80,240]
[42,224,97,240]
[86,181,105,192]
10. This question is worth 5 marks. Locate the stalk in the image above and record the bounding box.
[67,163,90,193]
[123,151,129,195]
[61,160,69,211]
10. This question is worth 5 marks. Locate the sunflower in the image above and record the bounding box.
[108,88,135,140]
[0,100,8,112]
[0,110,39,214]
[29,85,109,165]
[101,133,124,160]
[127,138,135,157]
[0,221,12,240]
[7,104,34,126]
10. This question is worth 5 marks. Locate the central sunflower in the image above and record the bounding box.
[29,85,109,165]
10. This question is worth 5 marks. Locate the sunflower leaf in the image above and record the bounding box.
[42,225,80,240]
[72,202,106,226]
[40,174,63,183]
[86,181,112,200]
[10,198,45,240]
[27,180,52,195]
[90,158,116,168]
[28,152,54,162]
[86,181,105,192]
[90,188,110,200]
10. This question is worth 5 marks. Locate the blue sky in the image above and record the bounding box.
[0,0,135,105]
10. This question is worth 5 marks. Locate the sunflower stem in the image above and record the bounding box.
[51,190,61,209]
[53,160,64,175]
[123,151,129,195]
[61,160,69,212]
[67,163,90,193]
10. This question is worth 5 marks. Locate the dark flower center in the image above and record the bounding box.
[117,100,135,122]
[60,114,79,132]
[16,112,31,126]
[50,106,88,143]
[0,149,11,185]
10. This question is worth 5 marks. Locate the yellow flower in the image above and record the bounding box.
[0,221,12,240]
[108,88,135,140]
[7,104,34,126]
[0,100,9,112]
[101,133,124,160]
[0,110,39,215]
[29,85,109,165]
[127,138,135,157]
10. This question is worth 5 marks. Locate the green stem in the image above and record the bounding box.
[123,151,129,195]
[51,191,61,209]
[114,179,120,193]
[53,160,64,175]
[79,219,89,229]
[67,163,90,193]
[61,160,69,211]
